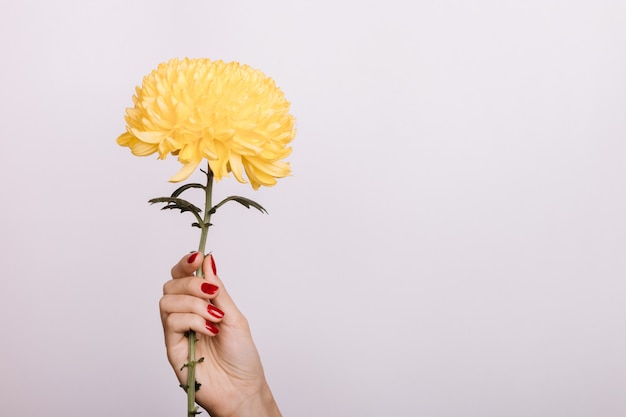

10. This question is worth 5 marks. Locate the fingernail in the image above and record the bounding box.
[201,282,218,295]
[205,320,219,334]
[210,254,217,275]
[187,252,199,264]
[207,305,224,319]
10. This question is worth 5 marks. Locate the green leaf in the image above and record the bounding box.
[149,197,202,214]
[210,196,268,215]
[171,183,206,198]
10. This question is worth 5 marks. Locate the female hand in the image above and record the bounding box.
[160,252,281,417]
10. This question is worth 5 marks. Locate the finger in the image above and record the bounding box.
[164,313,220,347]
[171,252,204,279]
[160,294,225,324]
[163,276,220,299]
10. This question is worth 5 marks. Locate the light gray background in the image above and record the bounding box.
[1,1,625,416]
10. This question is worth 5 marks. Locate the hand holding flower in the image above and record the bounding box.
[160,252,282,417]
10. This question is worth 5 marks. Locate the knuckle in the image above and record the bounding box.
[164,313,177,329]
[158,296,167,312]
[162,280,171,295]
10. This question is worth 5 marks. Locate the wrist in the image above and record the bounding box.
[225,383,281,417]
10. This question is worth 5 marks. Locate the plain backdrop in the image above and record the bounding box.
[1,1,626,416]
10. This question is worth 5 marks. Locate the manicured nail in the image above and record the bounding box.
[210,254,217,275]
[187,252,199,264]
[207,305,224,319]
[205,320,219,334]
[201,282,219,295]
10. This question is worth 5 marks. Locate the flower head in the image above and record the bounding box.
[117,58,296,189]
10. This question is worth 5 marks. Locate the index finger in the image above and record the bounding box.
[171,251,204,279]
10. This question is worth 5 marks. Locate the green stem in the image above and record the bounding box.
[187,332,198,417]
[187,166,214,417]
[197,168,214,273]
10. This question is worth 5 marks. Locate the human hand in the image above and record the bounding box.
[160,252,281,417]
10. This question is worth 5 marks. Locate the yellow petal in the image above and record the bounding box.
[116,131,135,147]
[228,154,246,184]
[169,158,202,182]
[131,141,160,156]
[130,128,167,144]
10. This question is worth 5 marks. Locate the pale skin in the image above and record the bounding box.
[160,252,282,417]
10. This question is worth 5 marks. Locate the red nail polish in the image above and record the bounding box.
[187,252,198,264]
[210,254,217,275]
[207,305,224,319]
[201,282,218,295]
[205,320,219,334]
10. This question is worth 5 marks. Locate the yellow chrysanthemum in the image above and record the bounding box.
[117,58,296,189]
